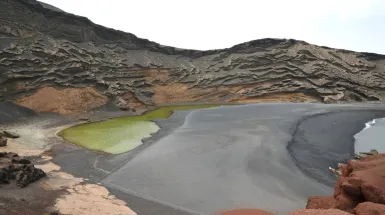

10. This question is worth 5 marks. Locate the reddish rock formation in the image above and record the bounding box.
[290,209,351,215]
[306,196,336,209]
[355,202,385,215]
[303,153,385,214]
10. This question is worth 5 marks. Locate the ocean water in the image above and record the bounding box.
[354,118,385,153]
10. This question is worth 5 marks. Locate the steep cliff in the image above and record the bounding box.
[2,0,385,114]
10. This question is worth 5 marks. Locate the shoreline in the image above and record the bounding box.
[2,102,385,214]
[354,117,385,153]
[287,109,385,186]
[58,103,232,155]
[100,103,385,214]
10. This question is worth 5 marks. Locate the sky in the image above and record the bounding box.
[39,0,385,54]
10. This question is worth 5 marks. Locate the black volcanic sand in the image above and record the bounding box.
[102,103,385,215]
[0,102,37,124]
[49,109,196,215]
[3,102,385,215]
[288,110,385,186]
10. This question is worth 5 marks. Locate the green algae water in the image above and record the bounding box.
[59,104,219,154]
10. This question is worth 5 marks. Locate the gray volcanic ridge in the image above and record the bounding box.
[1,0,385,114]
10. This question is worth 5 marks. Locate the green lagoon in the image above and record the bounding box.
[59,104,219,154]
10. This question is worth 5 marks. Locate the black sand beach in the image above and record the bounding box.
[102,103,385,214]
[288,110,385,186]
[0,102,37,124]
[3,102,385,215]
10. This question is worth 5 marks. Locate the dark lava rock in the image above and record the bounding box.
[2,130,21,138]
[8,152,19,157]
[49,211,60,215]
[15,166,46,188]
[0,169,10,184]
[12,156,31,165]
[0,152,46,187]
[11,164,26,172]
[1,0,385,114]
[0,136,7,147]
[78,117,90,122]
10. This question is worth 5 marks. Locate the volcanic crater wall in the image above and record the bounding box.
[1,0,385,114]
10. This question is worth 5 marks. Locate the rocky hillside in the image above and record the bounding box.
[1,0,385,114]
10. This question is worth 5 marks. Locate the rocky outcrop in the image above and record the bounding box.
[0,152,46,187]
[290,209,351,215]
[1,0,385,114]
[1,130,20,138]
[355,202,385,215]
[303,153,385,214]
[0,136,7,147]
[306,196,336,209]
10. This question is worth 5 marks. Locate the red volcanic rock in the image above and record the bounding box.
[223,154,385,215]
[217,208,274,215]
[341,176,362,197]
[356,165,385,204]
[334,177,349,198]
[337,161,385,205]
[304,153,385,214]
[346,158,385,175]
[360,154,385,162]
[0,136,7,147]
[355,202,385,215]
[334,190,361,213]
[306,196,335,209]
[339,164,349,177]
[290,209,351,215]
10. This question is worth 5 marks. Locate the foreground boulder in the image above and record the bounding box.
[305,153,385,214]
[0,152,46,187]
[209,153,385,215]
[306,196,336,209]
[355,202,385,215]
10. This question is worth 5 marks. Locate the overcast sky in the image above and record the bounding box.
[39,0,385,54]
